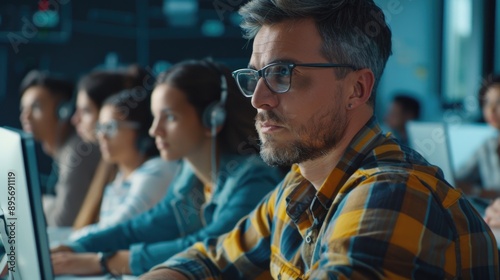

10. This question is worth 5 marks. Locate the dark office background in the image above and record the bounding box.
[0,0,252,129]
[1,0,500,127]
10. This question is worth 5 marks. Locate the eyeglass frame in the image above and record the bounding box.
[232,62,359,97]
[94,120,141,138]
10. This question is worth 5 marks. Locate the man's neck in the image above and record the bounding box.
[297,147,346,191]
[298,110,372,191]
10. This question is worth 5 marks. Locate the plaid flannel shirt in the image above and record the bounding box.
[158,117,499,279]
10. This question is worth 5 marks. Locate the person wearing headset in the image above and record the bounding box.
[69,89,179,240]
[51,59,284,276]
[19,70,101,227]
[69,67,179,230]
[72,66,148,144]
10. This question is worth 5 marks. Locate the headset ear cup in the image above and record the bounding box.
[202,102,226,129]
[202,69,227,133]
[212,105,226,128]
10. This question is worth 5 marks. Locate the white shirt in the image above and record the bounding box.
[70,157,180,240]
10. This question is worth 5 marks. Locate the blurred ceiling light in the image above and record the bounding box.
[153,60,172,75]
[201,20,225,37]
[229,12,242,27]
[33,10,59,28]
[453,0,472,36]
[163,0,198,27]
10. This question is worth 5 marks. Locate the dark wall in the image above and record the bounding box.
[0,0,252,128]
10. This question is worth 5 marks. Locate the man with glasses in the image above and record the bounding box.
[142,0,499,279]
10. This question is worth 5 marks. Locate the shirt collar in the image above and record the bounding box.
[286,116,384,221]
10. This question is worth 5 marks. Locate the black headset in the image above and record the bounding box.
[199,61,229,187]
[201,63,228,134]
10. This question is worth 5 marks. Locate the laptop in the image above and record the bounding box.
[406,121,497,214]
[406,121,456,186]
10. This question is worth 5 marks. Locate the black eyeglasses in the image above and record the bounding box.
[232,62,358,97]
[95,120,140,138]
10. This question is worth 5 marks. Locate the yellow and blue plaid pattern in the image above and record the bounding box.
[160,117,499,279]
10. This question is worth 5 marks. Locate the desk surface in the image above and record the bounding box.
[48,227,137,280]
[47,226,73,247]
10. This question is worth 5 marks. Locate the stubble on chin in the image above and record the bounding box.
[256,107,347,167]
[258,131,301,166]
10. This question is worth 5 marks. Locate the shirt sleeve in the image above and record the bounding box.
[44,137,100,227]
[153,189,279,279]
[68,163,196,253]
[68,185,183,253]
[104,159,177,223]
[309,174,461,279]
[69,159,178,240]
[128,161,281,275]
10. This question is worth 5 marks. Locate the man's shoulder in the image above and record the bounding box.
[363,136,430,168]
[355,135,449,188]
[347,162,447,190]
[340,162,460,214]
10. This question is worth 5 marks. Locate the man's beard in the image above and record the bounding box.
[256,102,348,166]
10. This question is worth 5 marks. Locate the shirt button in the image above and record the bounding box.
[305,230,313,243]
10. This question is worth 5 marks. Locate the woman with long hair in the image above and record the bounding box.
[51,59,283,276]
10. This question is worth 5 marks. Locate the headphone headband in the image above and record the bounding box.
[202,61,228,130]
[219,74,228,109]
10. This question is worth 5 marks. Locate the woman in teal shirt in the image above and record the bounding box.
[51,59,283,276]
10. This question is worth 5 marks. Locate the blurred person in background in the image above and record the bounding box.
[456,75,500,200]
[19,70,100,226]
[51,59,284,276]
[70,66,168,230]
[485,198,500,227]
[384,93,421,146]
[69,88,179,240]
[72,66,149,143]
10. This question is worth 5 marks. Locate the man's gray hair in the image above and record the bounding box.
[239,0,392,106]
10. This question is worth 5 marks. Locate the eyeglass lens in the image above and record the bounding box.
[236,64,292,96]
[95,122,118,137]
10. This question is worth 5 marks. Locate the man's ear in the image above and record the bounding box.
[346,68,375,110]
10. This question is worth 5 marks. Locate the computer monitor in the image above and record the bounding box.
[406,121,456,186]
[0,127,54,280]
[447,123,498,173]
